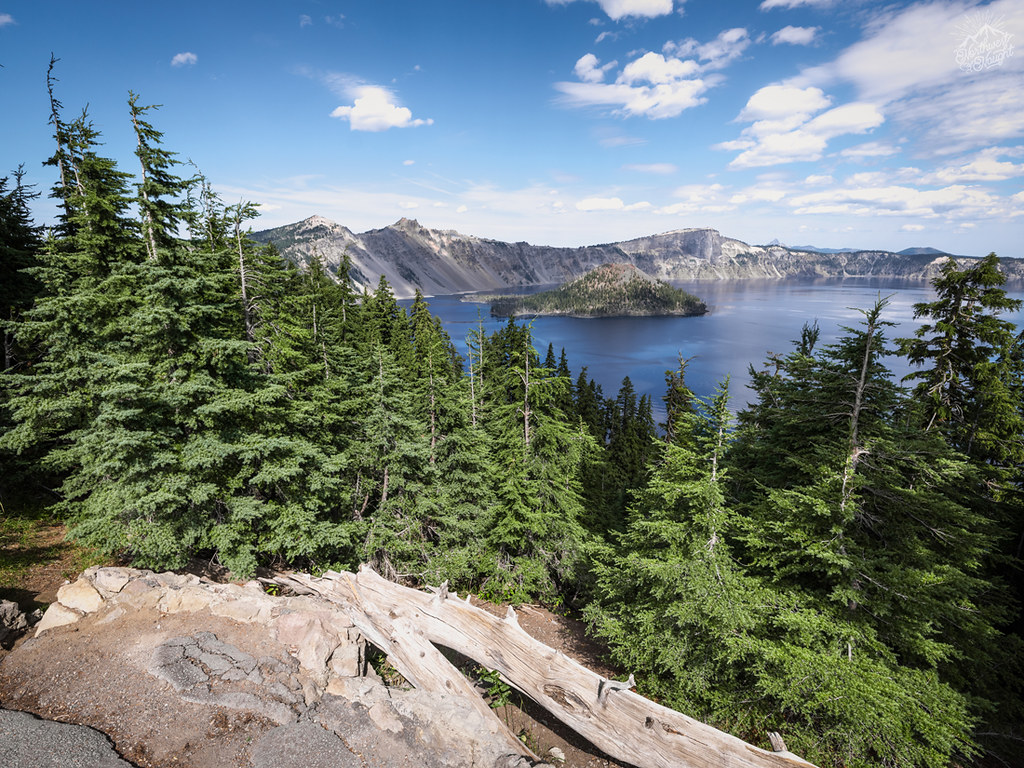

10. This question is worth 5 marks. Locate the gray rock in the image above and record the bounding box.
[0,708,136,767]
[249,720,360,768]
[90,568,133,595]
[0,600,28,646]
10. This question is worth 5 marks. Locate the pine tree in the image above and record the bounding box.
[0,169,44,485]
[481,320,592,602]
[661,355,697,445]
[726,299,1006,766]
[586,380,770,728]
[897,254,1023,463]
[2,101,141,472]
[0,169,43,374]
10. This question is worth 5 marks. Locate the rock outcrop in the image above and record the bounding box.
[1,567,555,768]
[251,216,1023,299]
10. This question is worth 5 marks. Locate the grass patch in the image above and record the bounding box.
[0,489,110,611]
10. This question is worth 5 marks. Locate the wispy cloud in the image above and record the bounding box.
[623,163,678,174]
[0,13,15,27]
[770,25,819,45]
[760,0,833,10]
[171,52,197,67]
[299,14,312,27]
[728,100,885,168]
[840,141,900,160]
[788,0,1024,154]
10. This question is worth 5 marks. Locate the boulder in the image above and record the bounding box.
[160,586,215,614]
[90,568,134,596]
[34,603,81,636]
[274,612,342,684]
[56,579,103,614]
[0,600,29,646]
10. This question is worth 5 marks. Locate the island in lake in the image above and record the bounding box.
[475,263,709,318]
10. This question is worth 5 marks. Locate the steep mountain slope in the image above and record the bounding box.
[252,216,1020,299]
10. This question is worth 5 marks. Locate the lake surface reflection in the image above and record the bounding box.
[403,277,1024,418]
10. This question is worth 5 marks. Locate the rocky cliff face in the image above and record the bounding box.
[252,216,1022,299]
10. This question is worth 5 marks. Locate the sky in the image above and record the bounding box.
[1,0,1022,255]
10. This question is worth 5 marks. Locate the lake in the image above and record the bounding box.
[403,277,1024,419]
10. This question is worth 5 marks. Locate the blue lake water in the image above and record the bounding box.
[403,278,1024,419]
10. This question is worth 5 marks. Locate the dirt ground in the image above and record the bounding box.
[1,530,632,768]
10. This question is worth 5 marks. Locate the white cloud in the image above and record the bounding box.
[738,85,831,121]
[577,196,625,211]
[170,52,197,67]
[599,133,647,147]
[788,183,1009,220]
[726,84,884,168]
[654,183,736,214]
[620,52,699,84]
[399,201,419,210]
[789,0,1024,153]
[456,205,469,213]
[403,159,416,166]
[664,27,750,69]
[299,14,312,27]
[713,138,756,151]
[760,0,833,9]
[556,79,710,119]
[770,25,819,45]
[574,53,617,83]
[0,13,15,26]
[557,28,749,120]
[695,28,751,69]
[547,0,674,21]
[840,141,900,160]
[331,85,433,132]
[901,224,925,231]
[623,163,678,174]
[924,148,1024,183]
[804,174,834,186]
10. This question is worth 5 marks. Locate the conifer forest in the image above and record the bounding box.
[3,75,1024,768]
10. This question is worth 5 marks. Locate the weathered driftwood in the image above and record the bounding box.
[276,566,816,768]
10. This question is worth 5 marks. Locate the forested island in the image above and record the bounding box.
[479,263,708,318]
[4,73,1024,768]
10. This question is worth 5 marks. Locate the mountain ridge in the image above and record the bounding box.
[251,216,1021,300]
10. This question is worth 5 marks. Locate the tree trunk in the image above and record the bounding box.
[276,566,817,768]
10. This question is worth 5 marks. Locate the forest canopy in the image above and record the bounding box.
[2,74,1023,768]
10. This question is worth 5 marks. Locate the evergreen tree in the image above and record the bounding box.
[481,319,592,602]
[727,299,1007,766]
[605,377,657,526]
[0,169,44,485]
[897,254,1023,463]
[0,169,43,373]
[661,354,697,445]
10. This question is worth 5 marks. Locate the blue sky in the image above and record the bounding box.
[1,0,1022,255]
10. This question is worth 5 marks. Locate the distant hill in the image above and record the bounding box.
[897,247,951,256]
[252,216,1023,299]
[483,263,708,318]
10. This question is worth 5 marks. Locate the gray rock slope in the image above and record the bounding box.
[252,216,1021,300]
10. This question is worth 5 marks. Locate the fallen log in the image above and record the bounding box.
[276,566,816,768]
